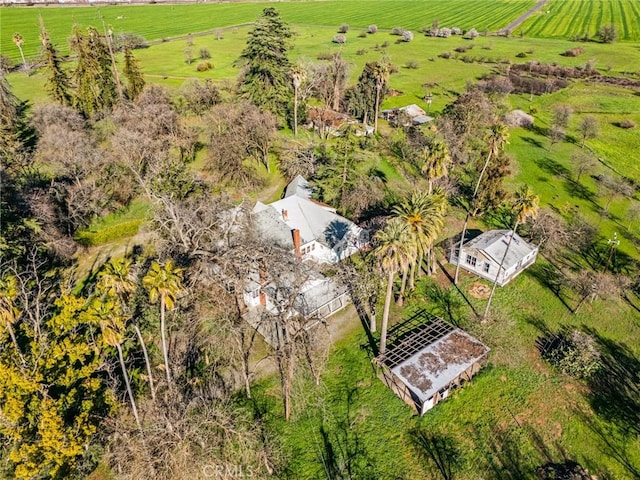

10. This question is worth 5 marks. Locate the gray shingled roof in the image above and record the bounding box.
[284,175,313,199]
[464,230,536,271]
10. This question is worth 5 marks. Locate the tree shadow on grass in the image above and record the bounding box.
[522,136,546,149]
[314,387,378,480]
[525,262,574,313]
[408,428,462,480]
[583,327,640,438]
[573,407,640,479]
[535,156,571,179]
[562,179,598,205]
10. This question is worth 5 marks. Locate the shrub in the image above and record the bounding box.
[391,26,404,36]
[516,52,527,58]
[368,24,378,34]
[619,119,636,129]
[356,49,367,56]
[333,34,347,44]
[438,28,452,38]
[467,28,479,39]
[405,60,419,69]
[115,33,147,50]
[402,30,414,42]
[540,330,601,380]
[381,41,390,48]
[563,46,584,57]
[451,27,462,35]
[454,45,469,53]
[338,24,349,34]
[358,31,367,38]
[199,48,211,59]
[317,52,334,60]
[388,63,399,74]
[599,23,617,43]
[438,52,451,59]
[196,61,213,72]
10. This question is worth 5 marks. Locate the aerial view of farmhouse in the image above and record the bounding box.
[1,0,639,478]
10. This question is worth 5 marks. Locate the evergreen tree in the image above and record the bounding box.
[346,61,389,128]
[123,45,145,101]
[70,26,118,118]
[40,24,72,106]
[235,7,293,116]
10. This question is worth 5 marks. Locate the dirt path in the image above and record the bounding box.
[498,0,549,35]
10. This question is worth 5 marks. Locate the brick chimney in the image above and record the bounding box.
[292,229,301,259]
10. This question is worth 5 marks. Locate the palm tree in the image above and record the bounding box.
[373,219,412,355]
[91,297,143,433]
[421,139,451,194]
[12,33,27,70]
[99,258,156,400]
[290,64,306,136]
[143,260,182,385]
[393,191,446,291]
[483,186,539,318]
[454,123,509,284]
[0,275,26,365]
[372,62,389,133]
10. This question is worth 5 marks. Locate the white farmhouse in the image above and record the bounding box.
[450,230,538,286]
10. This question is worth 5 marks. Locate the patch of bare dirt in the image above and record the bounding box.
[469,282,491,299]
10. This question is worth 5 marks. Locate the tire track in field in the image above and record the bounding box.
[497,0,549,34]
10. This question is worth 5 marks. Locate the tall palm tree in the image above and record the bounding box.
[12,33,27,70]
[393,191,446,291]
[372,62,389,134]
[0,275,25,365]
[143,260,182,385]
[454,123,509,284]
[483,186,539,318]
[91,297,143,433]
[421,139,451,194]
[99,258,156,400]
[373,218,412,355]
[290,64,306,136]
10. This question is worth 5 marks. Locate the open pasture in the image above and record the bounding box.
[2,0,535,62]
[521,0,640,41]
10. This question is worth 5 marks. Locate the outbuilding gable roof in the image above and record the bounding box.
[464,230,536,271]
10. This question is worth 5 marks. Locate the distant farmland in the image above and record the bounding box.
[1,0,534,61]
[521,0,640,41]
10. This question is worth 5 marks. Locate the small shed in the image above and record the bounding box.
[374,311,489,415]
[449,230,538,286]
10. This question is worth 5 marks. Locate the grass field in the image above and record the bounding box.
[1,0,537,62]
[521,0,640,41]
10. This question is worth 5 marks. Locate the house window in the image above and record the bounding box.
[465,255,477,267]
[483,262,490,273]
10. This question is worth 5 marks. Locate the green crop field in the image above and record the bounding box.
[521,0,640,41]
[2,0,535,62]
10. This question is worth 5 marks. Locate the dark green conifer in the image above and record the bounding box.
[235,8,293,116]
[123,45,145,101]
[40,24,72,106]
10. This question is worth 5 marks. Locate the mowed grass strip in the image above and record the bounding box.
[0,0,535,62]
[521,0,640,41]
